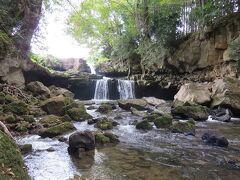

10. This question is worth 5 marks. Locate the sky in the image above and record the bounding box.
[31,0,90,59]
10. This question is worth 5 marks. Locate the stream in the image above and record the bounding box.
[16,102,240,180]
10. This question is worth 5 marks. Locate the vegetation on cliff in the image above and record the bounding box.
[68,0,240,73]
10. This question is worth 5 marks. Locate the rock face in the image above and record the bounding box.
[174,83,211,105]
[211,78,240,116]
[0,131,30,179]
[68,130,95,156]
[45,57,91,73]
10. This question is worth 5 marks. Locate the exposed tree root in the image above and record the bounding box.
[0,121,13,140]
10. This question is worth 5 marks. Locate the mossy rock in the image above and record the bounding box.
[95,118,113,130]
[19,144,32,154]
[39,122,76,138]
[153,115,172,129]
[60,114,72,122]
[136,120,153,130]
[171,120,195,134]
[4,115,17,124]
[104,132,120,143]
[171,105,209,121]
[15,121,31,132]
[95,133,110,144]
[4,95,16,104]
[67,106,92,121]
[22,115,35,123]
[0,131,30,180]
[97,103,114,114]
[39,115,62,128]
[0,92,6,104]
[41,96,73,115]
[95,132,119,145]
[6,101,29,115]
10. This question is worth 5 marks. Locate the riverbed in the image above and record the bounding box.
[16,103,240,180]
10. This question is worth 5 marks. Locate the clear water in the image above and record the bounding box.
[16,104,240,180]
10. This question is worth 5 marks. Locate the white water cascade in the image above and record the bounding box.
[94,78,109,100]
[117,80,135,99]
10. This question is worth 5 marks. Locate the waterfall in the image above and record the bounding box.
[94,78,109,100]
[117,80,135,99]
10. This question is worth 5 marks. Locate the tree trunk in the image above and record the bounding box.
[0,121,13,140]
[14,0,43,58]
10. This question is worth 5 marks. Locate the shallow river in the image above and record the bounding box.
[16,103,240,180]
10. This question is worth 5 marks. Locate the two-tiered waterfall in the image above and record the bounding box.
[94,79,135,100]
[94,78,109,100]
[117,80,135,99]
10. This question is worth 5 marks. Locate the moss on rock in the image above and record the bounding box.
[0,131,30,180]
[153,115,172,129]
[39,122,76,138]
[6,101,28,115]
[171,105,209,121]
[171,120,195,134]
[67,105,92,121]
[39,115,62,128]
[97,103,114,114]
[95,118,113,130]
[136,120,153,130]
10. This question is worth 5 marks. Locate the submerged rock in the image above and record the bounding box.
[68,130,95,157]
[39,122,76,138]
[171,120,195,134]
[118,99,147,111]
[202,133,229,147]
[136,120,153,130]
[0,131,30,179]
[171,105,209,121]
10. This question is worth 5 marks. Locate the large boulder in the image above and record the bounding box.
[211,78,240,116]
[27,81,50,97]
[49,86,74,98]
[118,99,147,111]
[41,96,72,115]
[38,122,76,138]
[0,131,30,179]
[171,105,209,121]
[68,130,95,156]
[39,115,62,128]
[143,97,166,106]
[174,83,211,106]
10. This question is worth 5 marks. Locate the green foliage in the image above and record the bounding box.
[229,38,240,69]
[30,52,47,66]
